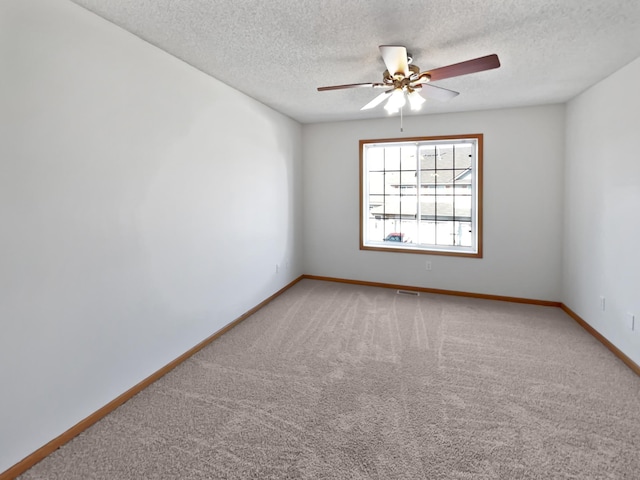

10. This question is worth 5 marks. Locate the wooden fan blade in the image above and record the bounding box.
[379,45,409,77]
[317,82,386,91]
[418,84,459,101]
[361,90,393,110]
[422,54,500,82]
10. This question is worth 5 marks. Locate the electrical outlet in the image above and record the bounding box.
[600,296,606,312]
[426,261,432,271]
[627,313,636,332]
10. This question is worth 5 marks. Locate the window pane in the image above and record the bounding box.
[453,184,472,196]
[367,218,385,241]
[420,198,434,219]
[418,220,436,245]
[368,194,385,210]
[420,170,439,186]
[399,170,417,190]
[454,145,473,169]
[420,145,436,169]
[370,171,387,196]
[367,146,385,171]
[454,198,472,222]
[400,147,417,170]
[399,219,417,244]
[458,222,473,247]
[436,221,455,245]
[399,195,417,217]
[441,198,451,218]
[436,145,454,169]
[453,169,471,184]
[384,147,401,171]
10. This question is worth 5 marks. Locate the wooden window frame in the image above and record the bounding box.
[359,134,483,258]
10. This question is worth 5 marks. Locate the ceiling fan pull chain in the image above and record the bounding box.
[400,106,404,132]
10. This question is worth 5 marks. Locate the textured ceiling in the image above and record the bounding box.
[69,0,640,124]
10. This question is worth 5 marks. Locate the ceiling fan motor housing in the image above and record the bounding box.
[384,65,422,88]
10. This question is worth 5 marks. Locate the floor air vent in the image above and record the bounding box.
[397,290,420,296]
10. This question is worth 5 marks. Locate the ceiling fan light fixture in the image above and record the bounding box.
[384,103,399,115]
[407,89,426,111]
[385,88,406,113]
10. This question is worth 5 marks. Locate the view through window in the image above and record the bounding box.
[360,134,482,257]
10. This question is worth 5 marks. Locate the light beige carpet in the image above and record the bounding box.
[19,279,640,479]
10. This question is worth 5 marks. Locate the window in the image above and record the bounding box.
[360,134,482,257]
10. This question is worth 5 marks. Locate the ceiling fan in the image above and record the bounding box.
[317,46,500,114]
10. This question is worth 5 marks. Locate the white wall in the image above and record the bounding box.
[564,56,640,366]
[303,105,565,301]
[0,0,302,471]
